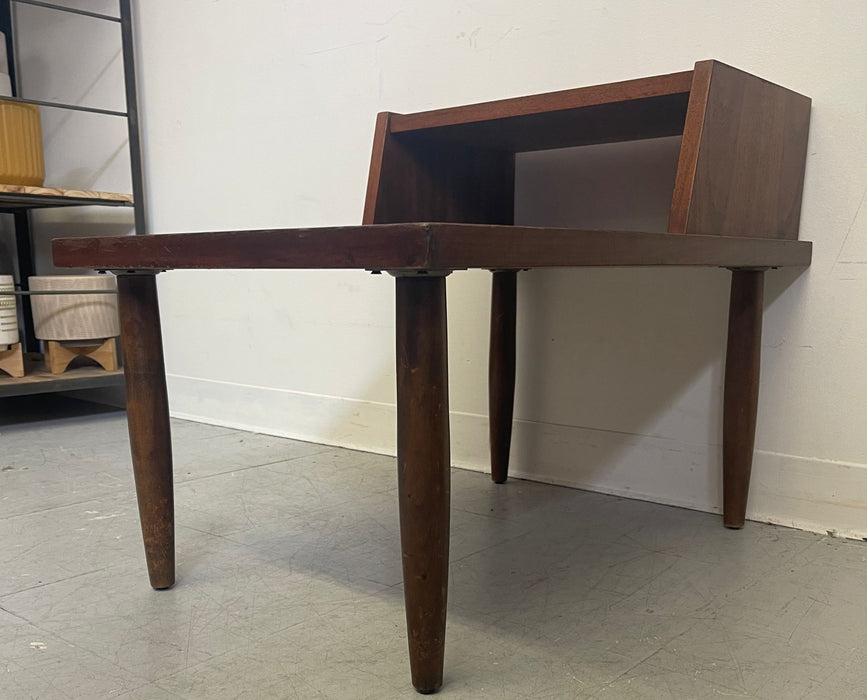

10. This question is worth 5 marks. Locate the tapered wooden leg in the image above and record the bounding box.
[489,270,517,484]
[117,273,175,589]
[395,274,450,694]
[723,269,764,529]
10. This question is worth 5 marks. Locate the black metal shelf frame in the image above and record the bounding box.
[0,0,145,388]
[3,0,145,232]
[0,289,117,295]
[12,0,119,23]
[0,94,127,117]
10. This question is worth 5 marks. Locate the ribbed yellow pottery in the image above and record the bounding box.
[0,99,45,186]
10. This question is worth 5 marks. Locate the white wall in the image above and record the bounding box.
[125,1,865,537]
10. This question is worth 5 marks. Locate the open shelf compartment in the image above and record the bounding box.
[364,60,811,241]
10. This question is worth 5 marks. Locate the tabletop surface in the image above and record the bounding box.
[52,223,812,272]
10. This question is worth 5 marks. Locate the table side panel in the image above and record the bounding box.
[669,61,714,233]
[679,61,812,239]
[362,111,393,225]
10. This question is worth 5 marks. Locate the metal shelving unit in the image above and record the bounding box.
[0,0,145,395]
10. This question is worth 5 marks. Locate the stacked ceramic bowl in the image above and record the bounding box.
[0,32,11,98]
[0,274,17,347]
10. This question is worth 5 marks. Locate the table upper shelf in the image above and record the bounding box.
[364,60,812,243]
[388,70,695,152]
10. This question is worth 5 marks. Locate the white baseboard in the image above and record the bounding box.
[167,374,867,541]
[167,374,398,455]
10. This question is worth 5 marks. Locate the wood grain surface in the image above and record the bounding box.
[364,115,514,225]
[723,270,764,528]
[489,270,517,484]
[44,337,117,374]
[389,70,693,137]
[362,111,393,224]
[668,61,714,233]
[53,224,812,271]
[117,274,175,590]
[395,275,450,693]
[0,183,133,201]
[670,61,811,238]
[389,94,691,153]
[0,342,24,378]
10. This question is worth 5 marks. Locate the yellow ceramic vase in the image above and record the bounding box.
[0,99,45,186]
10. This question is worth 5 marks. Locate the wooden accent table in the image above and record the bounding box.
[53,60,812,694]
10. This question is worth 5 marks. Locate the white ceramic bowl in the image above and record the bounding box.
[0,32,8,75]
[29,275,119,342]
[0,274,18,346]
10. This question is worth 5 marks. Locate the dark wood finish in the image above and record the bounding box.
[723,269,764,528]
[395,275,451,694]
[364,118,514,226]
[429,226,812,270]
[116,274,175,589]
[389,95,690,153]
[50,61,814,694]
[668,61,714,233]
[52,224,812,272]
[391,70,692,131]
[54,225,432,271]
[389,70,693,152]
[362,111,392,225]
[671,61,811,239]
[489,270,517,483]
[366,71,694,227]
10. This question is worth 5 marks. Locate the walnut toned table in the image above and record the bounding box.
[53,60,812,694]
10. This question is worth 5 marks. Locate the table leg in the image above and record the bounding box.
[723,269,764,529]
[395,274,451,694]
[489,270,517,484]
[117,273,175,589]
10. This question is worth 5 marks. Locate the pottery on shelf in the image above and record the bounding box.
[0,100,45,186]
[29,275,119,342]
[0,30,45,186]
[0,32,10,97]
[0,274,18,346]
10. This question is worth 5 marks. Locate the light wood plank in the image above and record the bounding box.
[0,184,133,202]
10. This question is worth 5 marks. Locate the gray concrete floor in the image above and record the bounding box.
[1,396,866,700]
